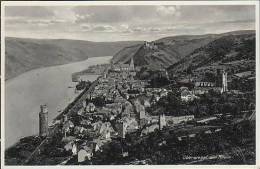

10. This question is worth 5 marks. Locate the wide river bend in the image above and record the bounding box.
[5,56,112,149]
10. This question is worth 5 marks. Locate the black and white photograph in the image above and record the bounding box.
[1,1,259,167]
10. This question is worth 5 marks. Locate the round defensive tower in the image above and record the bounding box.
[39,104,49,137]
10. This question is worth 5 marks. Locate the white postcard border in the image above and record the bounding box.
[1,1,259,169]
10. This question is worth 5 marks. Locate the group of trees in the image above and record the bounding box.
[147,86,254,118]
[149,76,170,88]
[76,80,92,91]
[230,77,255,92]
[124,128,227,164]
[126,117,255,164]
[152,91,182,116]
[91,139,129,165]
[5,136,45,165]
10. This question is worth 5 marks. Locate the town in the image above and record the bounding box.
[5,53,255,165]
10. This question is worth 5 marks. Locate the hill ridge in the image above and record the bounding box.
[5,38,142,80]
[111,30,255,72]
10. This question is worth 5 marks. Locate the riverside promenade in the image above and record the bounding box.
[23,79,100,164]
[54,79,99,121]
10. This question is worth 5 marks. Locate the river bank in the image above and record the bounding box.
[5,56,112,149]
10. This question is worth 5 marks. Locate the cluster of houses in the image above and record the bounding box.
[60,58,199,162]
[50,60,137,162]
[39,57,238,164]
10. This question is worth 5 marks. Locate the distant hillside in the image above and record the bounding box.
[111,30,255,71]
[111,34,219,69]
[167,30,255,80]
[5,37,141,80]
[111,44,144,64]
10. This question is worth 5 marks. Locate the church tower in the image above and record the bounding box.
[39,104,49,137]
[129,57,135,71]
[159,114,166,130]
[221,70,228,93]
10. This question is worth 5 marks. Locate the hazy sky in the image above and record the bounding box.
[5,5,255,42]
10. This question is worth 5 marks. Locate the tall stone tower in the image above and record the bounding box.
[159,114,166,130]
[221,70,228,93]
[39,104,49,137]
[117,122,126,138]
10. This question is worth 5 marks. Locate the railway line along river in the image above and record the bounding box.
[5,56,112,149]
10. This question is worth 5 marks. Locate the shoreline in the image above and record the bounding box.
[4,68,102,151]
[4,56,112,149]
[5,55,111,82]
[5,58,89,83]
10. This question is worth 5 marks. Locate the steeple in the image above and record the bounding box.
[159,114,166,130]
[221,70,228,93]
[129,57,135,71]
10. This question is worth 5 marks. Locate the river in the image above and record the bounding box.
[5,56,112,149]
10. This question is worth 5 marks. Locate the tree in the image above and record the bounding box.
[204,71,216,82]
